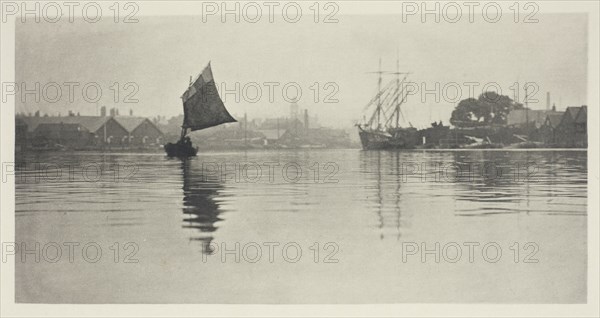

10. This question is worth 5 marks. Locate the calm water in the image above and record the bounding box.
[15,149,587,303]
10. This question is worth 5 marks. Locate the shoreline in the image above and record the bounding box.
[15,146,588,155]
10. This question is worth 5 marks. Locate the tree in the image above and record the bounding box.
[450,92,523,128]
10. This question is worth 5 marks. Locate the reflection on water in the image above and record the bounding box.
[15,149,587,245]
[356,150,587,239]
[360,151,587,238]
[15,149,588,245]
[15,149,587,303]
[360,151,404,240]
[180,159,222,252]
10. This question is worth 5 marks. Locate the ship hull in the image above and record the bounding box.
[358,130,392,150]
[358,127,418,150]
[164,142,198,157]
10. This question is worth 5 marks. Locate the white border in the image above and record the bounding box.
[1,1,598,317]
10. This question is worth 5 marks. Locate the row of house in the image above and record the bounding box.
[16,115,164,150]
[540,106,587,147]
[507,105,587,147]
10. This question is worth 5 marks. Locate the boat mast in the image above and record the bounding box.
[180,75,194,141]
[180,127,187,140]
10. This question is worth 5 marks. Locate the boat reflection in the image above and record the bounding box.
[180,159,223,253]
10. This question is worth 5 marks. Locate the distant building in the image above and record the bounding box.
[538,106,587,147]
[574,106,587,145]
[22,116,113,146]
[507,109,562,128]
[260,118,304,134]
[114,116,164,146]
[19,114,163,148]
[539,112,564,144]
[418,123,451,146]
[259,118,284,130]
[33,123,92,148]
[15,118,28,152]
[256,129,283,145]
[556,106,587,147]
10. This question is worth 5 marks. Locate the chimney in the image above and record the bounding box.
[552,103,556,112]
[129,109,133,116]
[116,108,120,116]
[304,109,309,131]
[100,106,106,117]
[546,92,550,110]
[244,113,247,145]
[109,108,115,116]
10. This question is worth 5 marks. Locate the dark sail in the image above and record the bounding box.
[181,62,237,131]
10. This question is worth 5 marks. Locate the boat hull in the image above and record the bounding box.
[358,130,392,150]
[164,142,198,157]
[358,127,418,150]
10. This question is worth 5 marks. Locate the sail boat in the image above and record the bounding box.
[165,62,237,157]
[357,58,418,150]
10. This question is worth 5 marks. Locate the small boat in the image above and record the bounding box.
[164,137,198,157]
[165,62,237,157]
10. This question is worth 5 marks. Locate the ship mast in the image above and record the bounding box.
[364,58,410,130]
[385,51,409,129]
[395,52,400,128]
[525,84,529,140]
[377,58,382,129]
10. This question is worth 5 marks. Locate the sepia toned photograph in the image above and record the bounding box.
[1,0,598,317]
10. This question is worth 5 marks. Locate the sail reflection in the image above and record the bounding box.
[180,159,223,253]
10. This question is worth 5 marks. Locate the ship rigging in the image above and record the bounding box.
[357,58,418,150]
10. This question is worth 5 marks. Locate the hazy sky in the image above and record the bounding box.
[17,13,587,129]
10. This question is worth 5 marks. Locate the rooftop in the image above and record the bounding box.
[18,115,162,134]
[20,116,110,133]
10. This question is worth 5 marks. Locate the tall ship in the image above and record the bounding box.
[357,59,418,150]
[165,62,237,157]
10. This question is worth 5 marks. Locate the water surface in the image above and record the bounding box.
[15,149,587,303]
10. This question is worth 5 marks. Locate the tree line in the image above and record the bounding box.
[449,91,524,128]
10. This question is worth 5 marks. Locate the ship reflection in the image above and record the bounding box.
[361,150,587,223]
[180,159,223,253]
[360,151,404,240]
[448,150,587,216]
